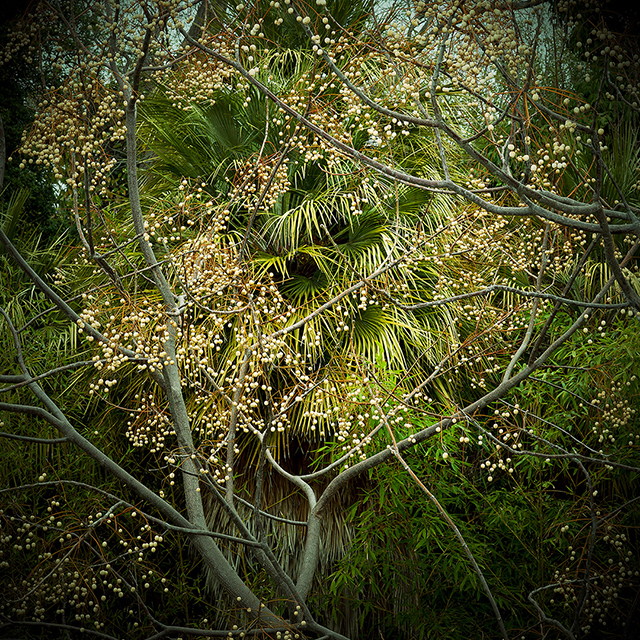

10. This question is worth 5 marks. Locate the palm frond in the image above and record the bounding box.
[0,188,30,244]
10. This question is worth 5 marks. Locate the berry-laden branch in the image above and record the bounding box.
[1,1,639,638]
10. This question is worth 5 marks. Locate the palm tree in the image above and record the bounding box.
[82,1,525,631]
[131,45,500,631]
[136,71,477,418]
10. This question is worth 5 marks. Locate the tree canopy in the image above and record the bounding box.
[1,1,640,639]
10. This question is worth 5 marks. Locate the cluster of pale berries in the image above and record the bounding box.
[0,504,169,630]
[552,525,638,634]
[381,0,532,92]
[591,374,638,450]
[160,36,236,109]
[126,391,175,452]
[15,79,125,194]
[230,156,292,212]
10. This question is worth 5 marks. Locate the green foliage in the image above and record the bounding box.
[0,47,59,239]
[317,305,640,639]
[2,2,640,639]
